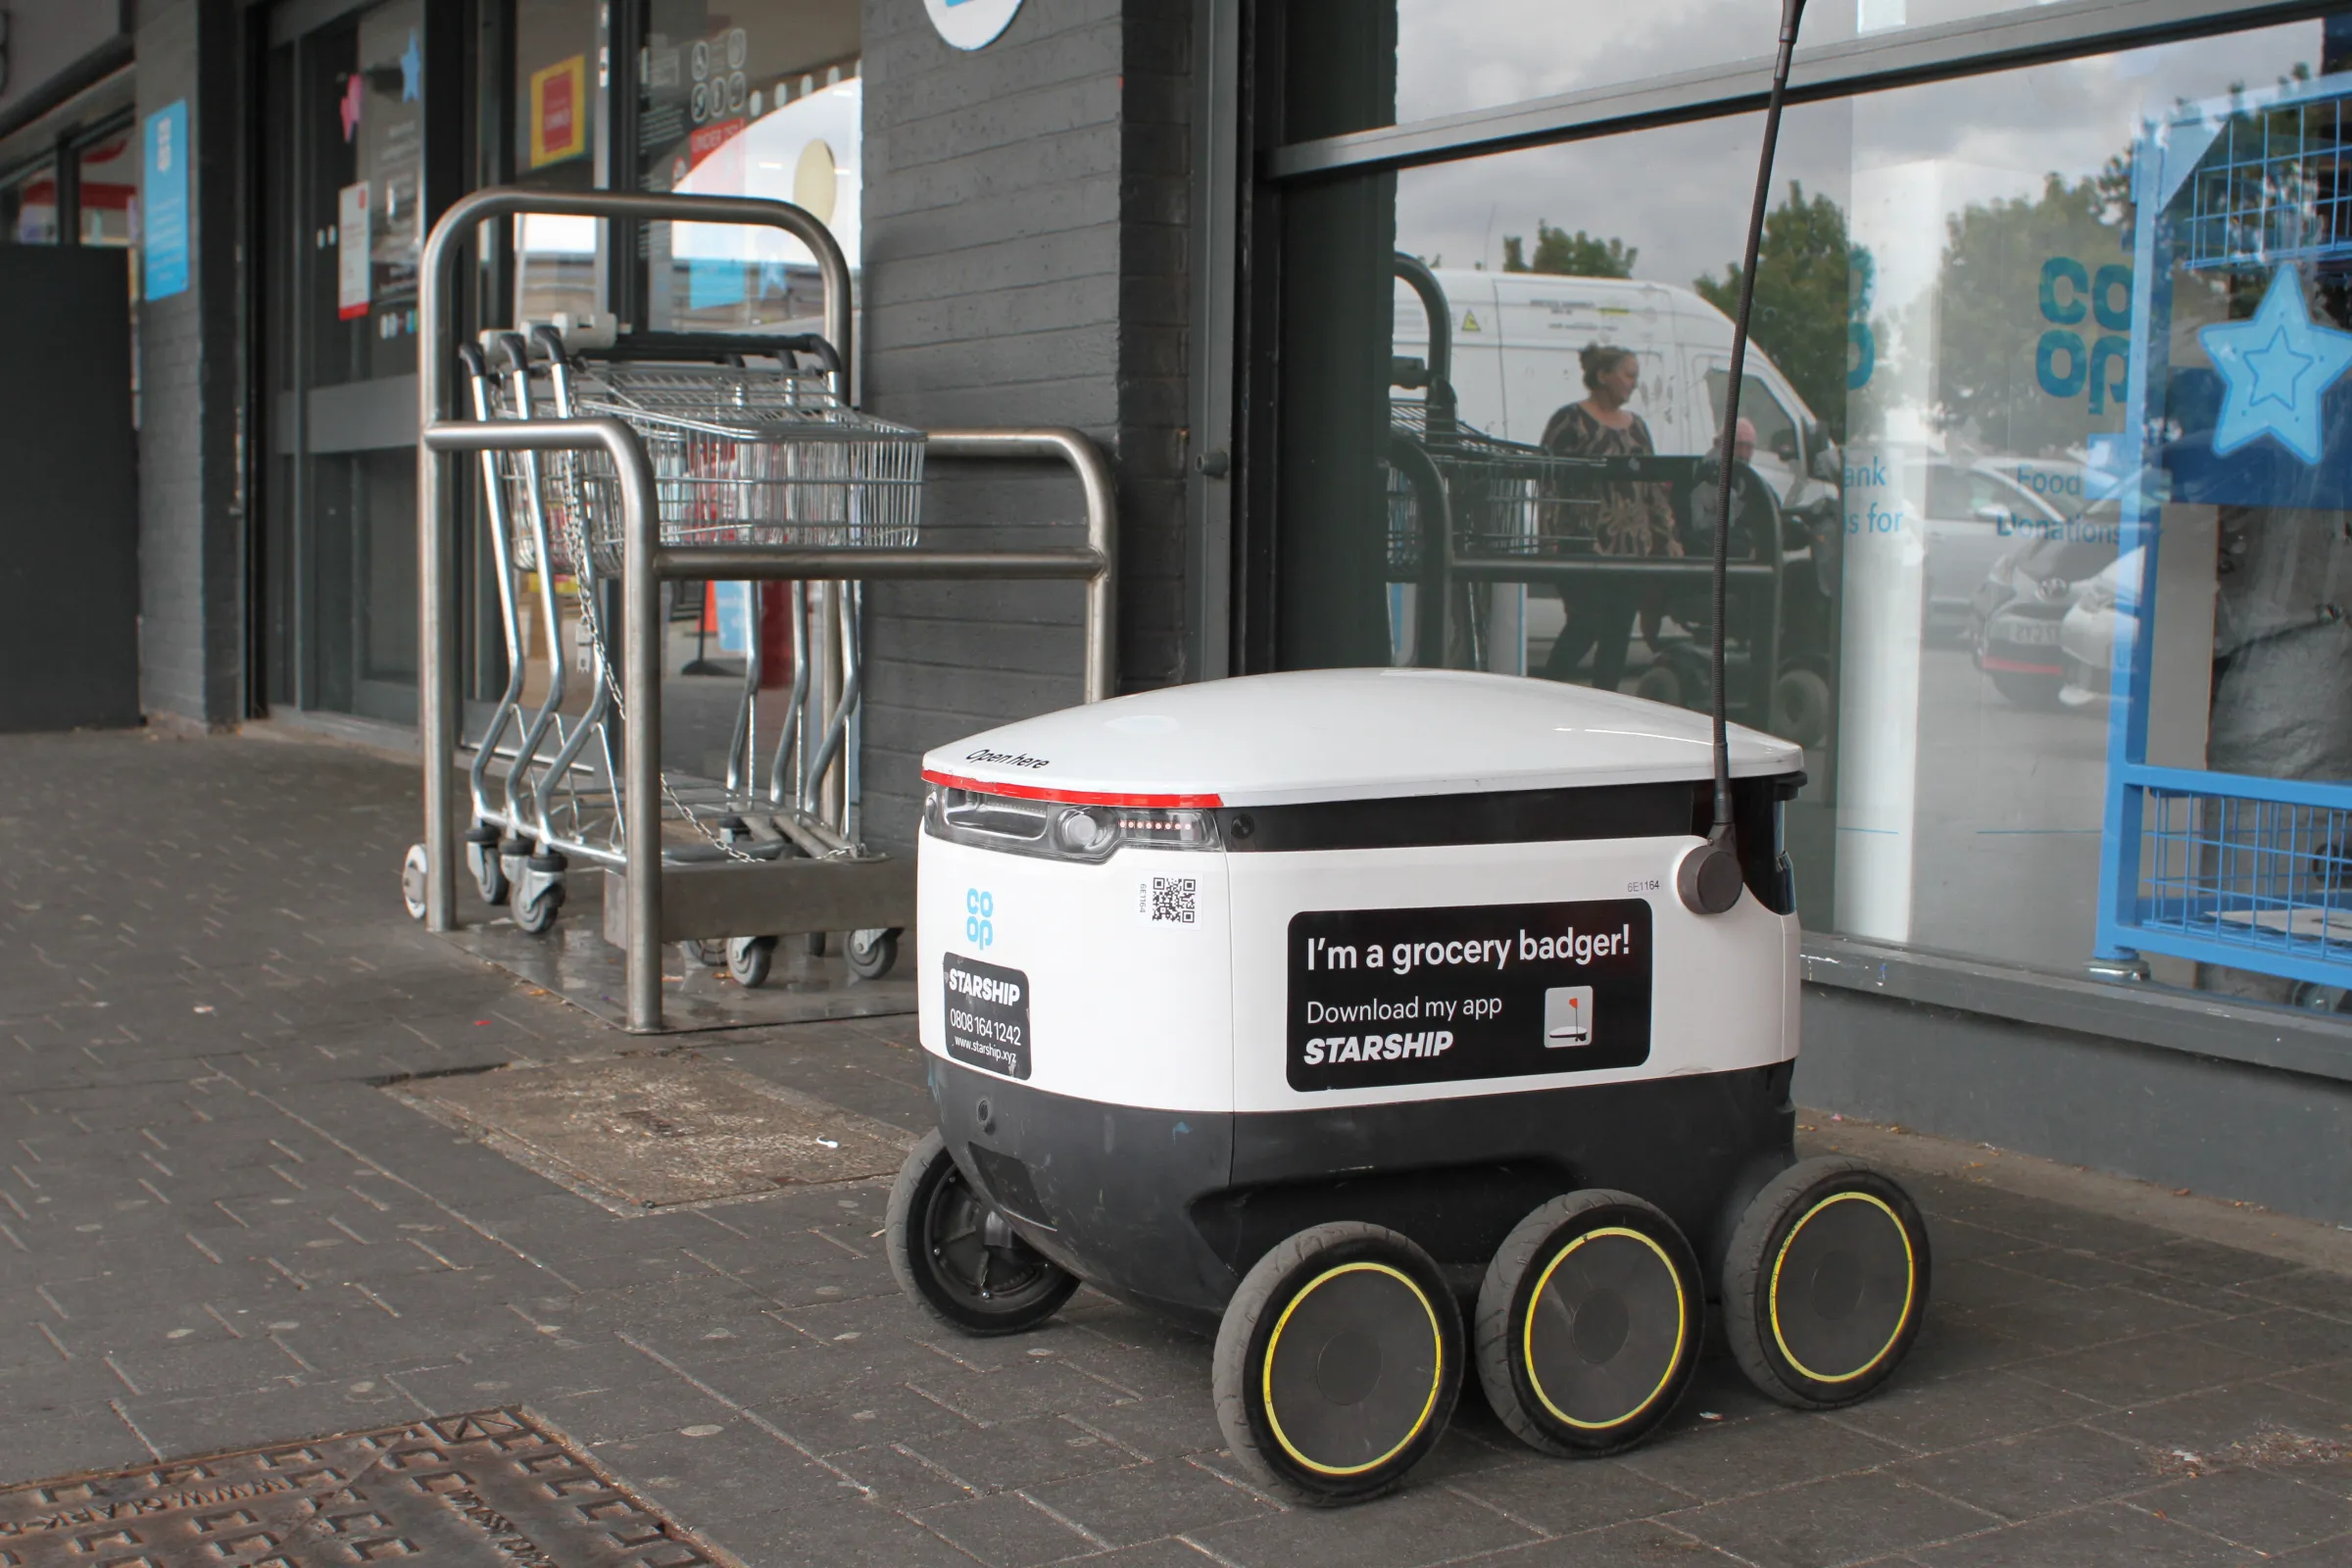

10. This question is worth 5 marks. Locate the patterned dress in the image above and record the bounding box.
[1539,403,1681,558]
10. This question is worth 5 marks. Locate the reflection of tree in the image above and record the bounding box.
[1693,182,1868,443]
[1915,163,2133,456]
[1501,221,1637,277]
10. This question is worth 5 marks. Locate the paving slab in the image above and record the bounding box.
[6,728,2352,1568]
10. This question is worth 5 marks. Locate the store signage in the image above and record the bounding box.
[337,182,370,320]
[925,0,1024,51]
[529,55,588,168]
[2036,257,2132,415]
[2199,264,2352,466]
[141,101,189,302]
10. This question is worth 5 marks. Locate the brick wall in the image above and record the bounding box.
[134,0,243,727]
[857,0,1193,852]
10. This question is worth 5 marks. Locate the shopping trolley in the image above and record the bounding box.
[444,322,924,984]
[409,187,1117,1032]
[1384,257,1800,735]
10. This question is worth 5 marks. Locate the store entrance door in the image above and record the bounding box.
[261,0,427,724]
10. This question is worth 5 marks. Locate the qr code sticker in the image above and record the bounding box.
[1145,875,1198,924]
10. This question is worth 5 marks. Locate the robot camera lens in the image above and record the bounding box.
[1054,809,1107,852]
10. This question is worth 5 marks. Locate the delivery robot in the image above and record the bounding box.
[887,667,1930,1503]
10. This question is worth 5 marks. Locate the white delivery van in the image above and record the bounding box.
[1391,270,1839,717]
[1394,269,1836,516]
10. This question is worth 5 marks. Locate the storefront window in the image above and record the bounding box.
[514,0,603,325]
[2,161,59,244]
[637,0,860,332]
[1385,0,2079,128]
[1281,12,2352,1005]
[75,131,136,247]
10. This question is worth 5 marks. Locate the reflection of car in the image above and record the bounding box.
[1918,463,2066,643]
[1966,504,2123,708]
[2056,547,2139,707]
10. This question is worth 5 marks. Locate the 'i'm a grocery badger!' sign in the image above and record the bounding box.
[1286,900,1651,1090]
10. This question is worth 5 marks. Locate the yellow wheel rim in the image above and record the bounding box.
[1260,1260,1445,1477]
[1522,1225,1689,1430]
[1768,1191,1917,1385]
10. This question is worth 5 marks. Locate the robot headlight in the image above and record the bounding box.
[924,786,1220,862]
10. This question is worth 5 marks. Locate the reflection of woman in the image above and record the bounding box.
[1539,344,1680,687]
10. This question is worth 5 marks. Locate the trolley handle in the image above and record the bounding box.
[598,330,844,381]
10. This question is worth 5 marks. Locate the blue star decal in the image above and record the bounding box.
[2198,265,2352,466]
[400,28,422,103]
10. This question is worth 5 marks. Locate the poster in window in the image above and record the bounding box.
[337,181,371,320]
[530,56,589,169]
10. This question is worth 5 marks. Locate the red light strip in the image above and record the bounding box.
[921,769,1223,809]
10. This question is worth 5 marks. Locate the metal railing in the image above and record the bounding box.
[416,189,1116,1031]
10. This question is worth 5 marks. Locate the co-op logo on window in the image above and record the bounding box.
[925,0,1025,51]
[964,888,996,950]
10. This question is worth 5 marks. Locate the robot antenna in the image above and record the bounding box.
[1681,0,1808,916]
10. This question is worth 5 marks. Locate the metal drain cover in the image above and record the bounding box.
[0,1409,723,1568]
[390,1057,911,1209]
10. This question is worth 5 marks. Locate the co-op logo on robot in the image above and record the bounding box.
[964,888,995,949]
[1301,924,1635,976]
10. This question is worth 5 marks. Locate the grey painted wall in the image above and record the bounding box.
[1798,983,2352,1226]
[857,0,1193,853]
[133,0,244,728]
[0,3,130,124]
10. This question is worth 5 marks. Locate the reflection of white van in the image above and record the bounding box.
[1394,270,1836,516]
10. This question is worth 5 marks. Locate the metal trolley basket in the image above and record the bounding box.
[453,325,927,987]
[408,187,1117,1032]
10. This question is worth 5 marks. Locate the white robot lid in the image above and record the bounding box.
[921,669,1804,808]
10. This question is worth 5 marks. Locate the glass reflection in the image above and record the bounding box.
[1293,16,2352,1002]
[639,1,861,333]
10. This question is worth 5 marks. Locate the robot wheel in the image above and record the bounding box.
[1211,1222,1462,1506]
[1473,1190,1703,1456]
[886,1129,1079,1336]
[1723,1156,1932,1408]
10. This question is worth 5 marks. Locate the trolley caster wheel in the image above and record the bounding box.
[1632,662,1686,710]
[466,827,509,906]
[400,844,429,922]
[498,838,530,901]
[728,935,777,988]
[1723,1156,1931,1409]
[887,1129,1079,1336]
[1473,1190,1702,1457]
[685,939,725,969]
[846,927,899,981]
[1771,667,1833,749]
[1212,1222,1461,1506]
[513,853,567,936]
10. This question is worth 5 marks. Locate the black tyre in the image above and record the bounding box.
[513,879,564,935]
[1988,668,2064,710]
[886,1129,1079,1336]
[1212,1222,1461,1506]
[846,927,900,980]
[1771,667,1832,749]
[728,935,776,988]
[465,825,508,906]
[1723,1157,1930,1409]
[1632,662,1684,708]
[1474,1190,1702,1457]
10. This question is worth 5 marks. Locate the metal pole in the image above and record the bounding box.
[819,581,845,827]
[926,429,1120,702]
[421,416,662,1029]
